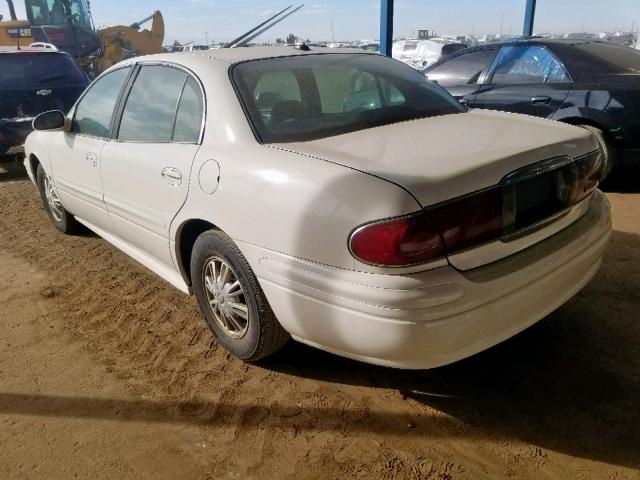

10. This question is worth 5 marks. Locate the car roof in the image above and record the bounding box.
[0,46,68,54]
[117,45,378,68]
[445,37,630,54]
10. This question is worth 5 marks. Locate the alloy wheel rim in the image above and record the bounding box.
[44,176,63,223]
[203,256,250,338]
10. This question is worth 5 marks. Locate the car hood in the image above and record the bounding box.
[275,109,597,207]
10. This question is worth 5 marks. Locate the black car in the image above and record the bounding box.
[424,39,640,174]
[0,47,88,158]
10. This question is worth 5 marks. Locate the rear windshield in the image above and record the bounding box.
[574,43,640,74]
[0,52,86,88]
[232,53,464,143]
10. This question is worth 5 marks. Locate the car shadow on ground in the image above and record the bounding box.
[0,158,28,183]
[1,236,635,470]
[260,228,640,470]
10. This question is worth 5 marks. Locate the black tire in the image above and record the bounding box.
[578,124,615,180]
[36,163,79,234]
[191,229,289,362]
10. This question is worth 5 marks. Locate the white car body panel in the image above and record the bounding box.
[23,47,611,369]
[49,132,113,232]
[101,141,200,268]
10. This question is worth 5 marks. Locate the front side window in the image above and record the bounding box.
[232,54,464,143]
[71,67,129,138]
[118,66,187,143]
[426,49,497,87]
[489,46,570,84]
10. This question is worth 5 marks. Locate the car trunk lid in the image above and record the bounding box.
[275,109,601,269]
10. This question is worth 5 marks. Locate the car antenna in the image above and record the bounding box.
[226,4,304,48]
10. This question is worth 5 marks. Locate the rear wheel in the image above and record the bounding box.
[578,125,615,180]
[36,164,78,234]
[191,229,289,362]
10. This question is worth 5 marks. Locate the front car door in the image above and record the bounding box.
[425,48,498,104]
[49,66,131,232]
[100,64,204,268]
[472,45,573,117]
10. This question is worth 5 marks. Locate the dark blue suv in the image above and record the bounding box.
[0,47,88,158]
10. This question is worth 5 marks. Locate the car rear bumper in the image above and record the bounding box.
[239,190,611,369]
[0,119,33,157]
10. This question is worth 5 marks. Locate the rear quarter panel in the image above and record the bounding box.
[553,76,640,149]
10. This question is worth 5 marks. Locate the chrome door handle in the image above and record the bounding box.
[530,96,551,105]
[86,152,97,166]
[161,167,182,185]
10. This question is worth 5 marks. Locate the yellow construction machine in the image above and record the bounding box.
[95,11,164,73]
[0,0,164,74]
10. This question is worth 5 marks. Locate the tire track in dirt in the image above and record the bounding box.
[1,176,638,479]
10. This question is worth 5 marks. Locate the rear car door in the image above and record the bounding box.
[425,48,498,103]
[100,64,204,268]
[49,66,131,232]
[472,45,572,117]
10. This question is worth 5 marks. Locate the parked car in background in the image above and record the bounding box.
[25,48,610,369]
[393,38,468,71]
[425,39,640,176]
[0,45,88,158]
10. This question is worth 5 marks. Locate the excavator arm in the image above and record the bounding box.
[95,10,164,73]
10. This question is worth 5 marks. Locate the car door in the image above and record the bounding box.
[425,48,498,104]
[49,66,131,232]
[471,45,573,117]
[100,64,204,268]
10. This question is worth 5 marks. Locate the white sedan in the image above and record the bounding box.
[24,47,611,369]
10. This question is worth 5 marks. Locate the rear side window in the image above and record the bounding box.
[0,53,86,88]
[118,66,187,142]
[173,77,204,143]
[489,46,570,84]
[72,67,129,138]
[426,49,497,86]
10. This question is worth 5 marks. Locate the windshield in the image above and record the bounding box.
[575,43,640,74]
[26,0,94,30]
[232,53,464,143]
[0,53,86,87]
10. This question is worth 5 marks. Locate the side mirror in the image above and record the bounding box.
[33,110,67,131]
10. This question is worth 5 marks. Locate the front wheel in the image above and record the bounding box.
[191,229,289,362]
[36,164,79,234]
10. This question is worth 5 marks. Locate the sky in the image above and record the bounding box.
[6,0,640,45]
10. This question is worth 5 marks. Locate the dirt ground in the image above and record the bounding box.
[0,160,638,480]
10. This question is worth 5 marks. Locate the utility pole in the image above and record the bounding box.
[380,0,394,57]
[7,0,18,20]
[330,19,335,42]
[205,31,209,46]
[522,0,537,37]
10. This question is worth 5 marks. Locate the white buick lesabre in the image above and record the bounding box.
[24,47,611,369]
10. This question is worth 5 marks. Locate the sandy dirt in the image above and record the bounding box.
[0,161,638,479]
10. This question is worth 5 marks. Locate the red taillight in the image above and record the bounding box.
[349,212,446,266]
[430,189,503,253]
[350,153,601,267]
